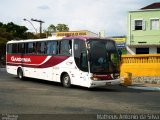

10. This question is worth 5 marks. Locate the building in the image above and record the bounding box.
[127,2,160,54]
[55,30,98,38]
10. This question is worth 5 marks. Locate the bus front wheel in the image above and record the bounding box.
[17,68,24,80]
[62,73,71,88]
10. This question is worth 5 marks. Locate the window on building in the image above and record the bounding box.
[135,20,143,30]
[132,19,146,31]
[136,48,149,54]
[150,19,159,30]
[157,48,160,54]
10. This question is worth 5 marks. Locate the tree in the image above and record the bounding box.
[48,24,56,33]
[0,36,8,62]
[0,28,13,40]
[23,32,39,39]
[0,21,36,64]
[0,22,3,27]
[2,22,28,39]
[46,24,56,37]
[0,27,13,62]
[56,24,69,32]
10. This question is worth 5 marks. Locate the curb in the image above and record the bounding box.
[127,86,160,91]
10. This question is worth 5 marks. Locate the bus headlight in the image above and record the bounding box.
[90,77,100,80]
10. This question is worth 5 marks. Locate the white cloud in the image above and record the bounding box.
[38,5,50,10]
[0,0,160,36]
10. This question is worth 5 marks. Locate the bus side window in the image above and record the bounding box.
[60,40,72,56]
[36,42,41,54]
[21,43,25,53]
[12,44,18,54]
[25,43,28,54]
[34,42,47,55]
[18,43,25,54]
[52,41,58,54]
[47,42,52,55]
[7,44,12,54]
[28,42,36,54]
[47,41,58,55]
[41,42,47,54]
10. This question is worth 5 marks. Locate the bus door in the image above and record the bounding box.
[72,39,89,86]
[54,39,73,81]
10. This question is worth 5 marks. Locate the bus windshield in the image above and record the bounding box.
[88,39,120,74]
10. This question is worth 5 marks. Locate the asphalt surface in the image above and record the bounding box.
[0,68,160,119]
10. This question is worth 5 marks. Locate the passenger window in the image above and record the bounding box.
[18,43,25,53]
[12,44,18,53]
[7,44,12,54]
[74,40,85,58]
[28,42,36,54]
[60,40,72,56]
[47,41,58,55]
[41,42,47,54]
[36,42,41,54]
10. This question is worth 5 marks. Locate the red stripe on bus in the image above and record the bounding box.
[6,54,69,68]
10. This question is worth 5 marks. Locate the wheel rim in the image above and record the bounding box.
[18,69,23,79]
[64,76,69,86]
[62,74,71,88]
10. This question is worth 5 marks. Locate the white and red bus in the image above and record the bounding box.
[6,36,121,88]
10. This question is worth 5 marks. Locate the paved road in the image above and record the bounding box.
[0,68,160,119]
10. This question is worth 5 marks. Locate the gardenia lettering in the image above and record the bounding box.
[11,56,31,62]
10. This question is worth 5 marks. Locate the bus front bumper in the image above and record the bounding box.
[89,79,121,88]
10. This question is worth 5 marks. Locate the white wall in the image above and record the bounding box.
[126,46,136,55]
[149,47,157,54]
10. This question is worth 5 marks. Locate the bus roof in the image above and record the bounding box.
[7,36,114,44]
[7,37,62,44]
[62,36,114,41]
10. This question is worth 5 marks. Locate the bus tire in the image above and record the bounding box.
[17,68,24,80]
[62,73,71,88]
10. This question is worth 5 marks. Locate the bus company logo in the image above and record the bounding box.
[11,56,31,62]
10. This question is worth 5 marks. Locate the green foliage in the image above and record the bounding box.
[1,22,28,39]
[48,24,56,33]
[0,22,3,27]
[56,24,69,32]
[0,21,37,62]
[46,23,70,37]
[0,28,13,40]
[0,36,7,62]
[119,48,127,55]
[47,23,69,33]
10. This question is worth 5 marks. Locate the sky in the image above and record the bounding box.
[0,0,160,36]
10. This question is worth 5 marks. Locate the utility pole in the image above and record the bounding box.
[31,18,45,38]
